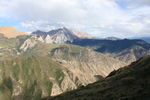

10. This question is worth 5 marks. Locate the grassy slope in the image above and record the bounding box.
[0,56,65,100]
[0,40,94,100]
[46,56,150,100]
[22,42,89,61]
[0,35,28,48]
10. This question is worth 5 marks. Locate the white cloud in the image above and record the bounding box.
[21,21,58,32]
[0,0,150,38]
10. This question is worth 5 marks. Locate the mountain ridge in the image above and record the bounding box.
[32,27,79,43]
[73,38,150,64]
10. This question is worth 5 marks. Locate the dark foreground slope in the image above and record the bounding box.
[45,56,150,100]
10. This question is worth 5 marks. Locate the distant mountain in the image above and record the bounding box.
[32,27,80,43]
[0,26,26,38]
[70,30,91,39]
[32,30,48,35]
[73,39,150,64]
[140,37,150,43]
[45,56,150,100]
[32,27,90,38]
[102,36,120,40]
[31,28,150,64]
[1,25,149,64]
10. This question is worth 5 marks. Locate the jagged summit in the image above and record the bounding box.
[32,27,74,35]
[32,27,79,43]
[48,27,70,35]
[32,30,47,35]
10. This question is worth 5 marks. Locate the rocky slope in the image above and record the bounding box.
[0,26,26,38]
[45,56,150,100]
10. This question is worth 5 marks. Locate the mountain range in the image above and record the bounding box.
[0,26,149,100]
[140,37,150,43]
[0,26,150,64]
[31,27,150,64]
[73,38,150,64]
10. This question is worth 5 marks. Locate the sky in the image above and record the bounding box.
[0,0,150,38]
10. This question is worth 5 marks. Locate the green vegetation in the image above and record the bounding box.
[0,38,18,48]
[45,81,53,95]
[49,44,89,61]
[0,55,65,100]
[0,76,13,100]
[55,70,64,86]
[0,35,29,49]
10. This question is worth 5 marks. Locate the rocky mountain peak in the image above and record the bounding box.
[32,30,47,35]
[31,27,79,44]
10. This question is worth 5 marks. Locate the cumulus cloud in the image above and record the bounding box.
[21,21,58,32]
[0,0,150,38]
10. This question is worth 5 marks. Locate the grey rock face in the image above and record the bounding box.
[32,27,79,44]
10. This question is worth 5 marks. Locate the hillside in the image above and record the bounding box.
[0,56,67,100]
[73,39,150,64]
[0,35,126,100]
[45,56,150,100]
[20,41,126,83]
[0,26,26,38]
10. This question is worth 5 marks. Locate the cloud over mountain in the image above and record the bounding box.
[0,0,150,38]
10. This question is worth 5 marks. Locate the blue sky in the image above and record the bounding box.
[0,0,150,38]
[0,18,26,32]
